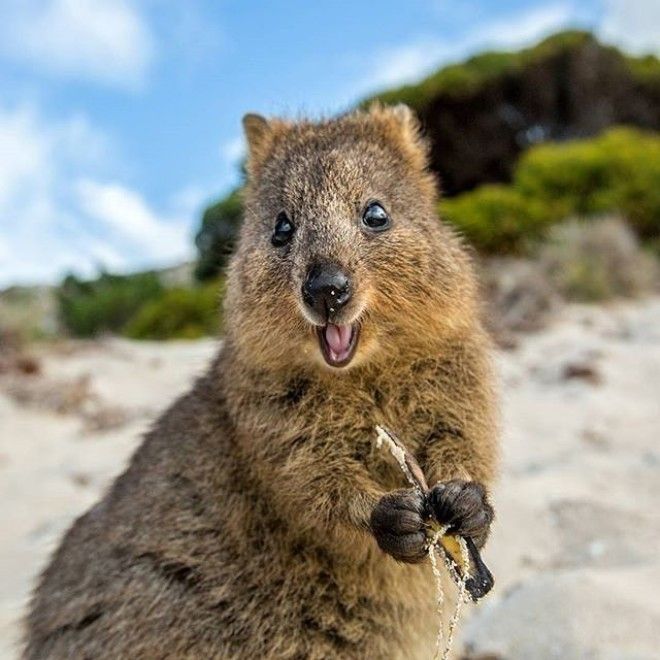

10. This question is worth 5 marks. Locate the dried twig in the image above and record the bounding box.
[374,425,473,660]
[375,425,428,494]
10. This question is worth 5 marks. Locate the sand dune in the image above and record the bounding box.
[1,299,659,659]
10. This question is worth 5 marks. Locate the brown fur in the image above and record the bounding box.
[23,105,499,659]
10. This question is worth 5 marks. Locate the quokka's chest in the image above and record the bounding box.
[288,386,447,487]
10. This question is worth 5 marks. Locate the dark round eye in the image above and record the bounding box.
[362,201,390,232]
[271,211,295,246]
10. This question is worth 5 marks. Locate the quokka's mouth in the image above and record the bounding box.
[316,323,360,368]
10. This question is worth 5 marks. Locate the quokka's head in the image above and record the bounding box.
[225,104,477,374]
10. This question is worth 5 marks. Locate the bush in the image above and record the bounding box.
[515,128,660,239]
[536,216,659,302]
[123,280,223,340]
[366,31,659,110]
[58,272,164,337]
[194,189,243,281]
[441,185,549,253]
[441,127,660,254]
[369,32,597,109]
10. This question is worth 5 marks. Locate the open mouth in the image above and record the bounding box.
[316,323,360,368]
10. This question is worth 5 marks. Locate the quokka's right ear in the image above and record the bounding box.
[242,113,288,175]
[242,114,269,151]
[365,103,429,171]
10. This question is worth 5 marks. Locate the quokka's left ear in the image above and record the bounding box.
[242,114,269,152]
[241,113,290,176]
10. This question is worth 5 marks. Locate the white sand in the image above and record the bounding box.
[1,300,659,659]
[463,298,660,659]
[0,338,218,658]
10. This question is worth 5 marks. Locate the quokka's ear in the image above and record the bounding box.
[242,113,289,175]
[242,113,270,152]
[388,103,422,141]
[367,103,428,169]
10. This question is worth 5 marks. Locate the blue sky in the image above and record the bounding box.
[0,0,658,287]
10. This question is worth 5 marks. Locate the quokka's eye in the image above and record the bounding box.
[362,201,391,232]
[271,211,295,246]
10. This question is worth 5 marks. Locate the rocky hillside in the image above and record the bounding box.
[368,31,660,196]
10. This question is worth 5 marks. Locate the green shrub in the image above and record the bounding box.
[515,127,660,238]
[123,280,223,340]
[194,189,243,281]
[441,127,660,253]
[440,185,549,253]
[371,50,520,109]
[58,272,164,337]
[366,31,659,110]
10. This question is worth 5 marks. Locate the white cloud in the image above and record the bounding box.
[358,3,576,93]
[169,184,215,218]
[80,238,127,271]
[0,104,112,285]
[221,135,246,165]
[473,3,576,48]
[74,179,191,265]
[0,106,53,210]
[0,237,9,263]
[365,42,441,91]
[0,103,194,288]
[0,0,155,89]
[600,0,660,54]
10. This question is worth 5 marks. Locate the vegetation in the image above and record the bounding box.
[481,215,659,345]
[364,30,660,196]
[124,281,223,340]
[515,128,660,239]
[194,188,243,281]
[536,216,658,302]
[58,272,164,338]
[365,31,660,110]
[194,31,660,270]
[441,127,660,253]
[57,270,223,340]
[441,185,549,253]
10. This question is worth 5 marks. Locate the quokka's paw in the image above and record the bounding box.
[370,488,428,563]
[426,480,494,548]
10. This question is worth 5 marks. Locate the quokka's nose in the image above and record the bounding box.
[302,263,352,321]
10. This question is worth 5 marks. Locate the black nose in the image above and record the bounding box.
[302,263,352,321]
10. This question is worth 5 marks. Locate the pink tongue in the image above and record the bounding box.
[325,324,352,356]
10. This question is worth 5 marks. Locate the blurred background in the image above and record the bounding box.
[1,2,659,659]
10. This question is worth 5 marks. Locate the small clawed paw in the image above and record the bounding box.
[426,480,494,548]
[370,489,428,563]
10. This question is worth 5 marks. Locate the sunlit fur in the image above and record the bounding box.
[24,105,499,659]
[227,105,479,374]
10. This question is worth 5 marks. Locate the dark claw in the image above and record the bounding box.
[371,489,428,563]
[427,480,494,548]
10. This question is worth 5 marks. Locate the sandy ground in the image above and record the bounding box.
[1,300,659,659]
